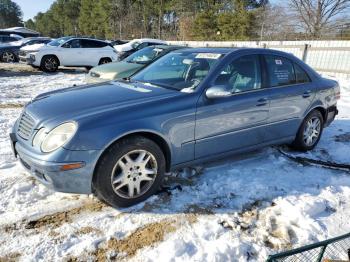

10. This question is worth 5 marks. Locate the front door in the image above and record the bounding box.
[60,39,85,66]
[195,54,270,159]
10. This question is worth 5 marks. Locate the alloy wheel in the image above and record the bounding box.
[2,52,15,62]
[111,150,158,199]
[303,116,321,146]
[44,57,58,71]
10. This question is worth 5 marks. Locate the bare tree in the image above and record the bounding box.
[256,4,298,40]
[289,0,350,38]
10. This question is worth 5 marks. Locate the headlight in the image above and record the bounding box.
[40,122,77,153]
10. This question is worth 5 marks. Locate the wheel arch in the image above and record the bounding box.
[305,105,327,122]
[99,57,112,65]
[92,131,172,186]
[41,54,60,66]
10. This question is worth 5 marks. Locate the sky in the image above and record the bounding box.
[13,0,56,21]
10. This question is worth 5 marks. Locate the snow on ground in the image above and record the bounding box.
[0,63,349,261]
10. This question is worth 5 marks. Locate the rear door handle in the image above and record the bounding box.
[303,90,312,98]
[256,98,268,106]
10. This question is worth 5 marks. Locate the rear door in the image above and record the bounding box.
[81,39,110,66]
[195,54,270,159]
[263,55,316,141]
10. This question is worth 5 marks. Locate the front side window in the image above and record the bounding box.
[214,55,262,93]
[63,39,81,48]
[124,47,164,64]
[132,51,222,91]
[265,55,296,87]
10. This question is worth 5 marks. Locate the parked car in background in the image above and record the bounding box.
[0,37,52,63]
[0,34,22,44]
[28,37,118,72]
[110,39,128,46]
[87,45,186,83]
[10,48,340,208]
[114,38,166,61]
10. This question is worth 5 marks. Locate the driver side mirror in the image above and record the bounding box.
[206,85,232,99]
[61,43,70,48]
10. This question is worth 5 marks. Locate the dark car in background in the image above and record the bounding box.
[10,48,339,208]
[0,37,52,63]
[0,34,22,44]
[87,45,186,83]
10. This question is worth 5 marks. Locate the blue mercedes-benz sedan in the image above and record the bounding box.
[10,48,340,207]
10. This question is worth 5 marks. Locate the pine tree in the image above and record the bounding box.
[0,0,23,28]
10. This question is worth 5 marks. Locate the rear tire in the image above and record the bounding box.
[292,110,324,151]
[93,136,166,208]
[40,55,59,72]
[98,57,112,65]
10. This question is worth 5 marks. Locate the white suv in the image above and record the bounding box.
[28,37,118,72]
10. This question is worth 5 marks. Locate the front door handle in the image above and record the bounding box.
[256,98,268,106]
[303,90,312,98]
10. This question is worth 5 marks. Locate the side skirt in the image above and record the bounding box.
[170,136,295,171]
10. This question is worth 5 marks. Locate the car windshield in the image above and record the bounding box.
[131,40,141,49]
[48,37,72,47]
[124,46,164,64]
[131,51,223,91]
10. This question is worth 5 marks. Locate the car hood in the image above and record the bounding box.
[91,61,143,75]
[114,42,134,52]
[0,44,18,50]
[25,81,180,125]
[20,43,45,52]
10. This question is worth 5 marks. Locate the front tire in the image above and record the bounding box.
[93,136,166,208]
[1,51,16,63]
[40,55,59,72]
[292,110,324,151]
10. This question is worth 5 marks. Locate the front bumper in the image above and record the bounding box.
[10,133,101,194]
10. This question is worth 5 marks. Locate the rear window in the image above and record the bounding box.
[265,55,296,87]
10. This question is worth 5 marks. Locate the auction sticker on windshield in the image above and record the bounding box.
[195,53,222,59]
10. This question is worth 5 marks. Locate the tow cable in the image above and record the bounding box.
[277,147,350,173]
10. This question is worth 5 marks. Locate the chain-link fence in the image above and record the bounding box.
[267,233,350,262]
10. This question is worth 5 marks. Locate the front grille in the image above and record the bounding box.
[17,112,35,140]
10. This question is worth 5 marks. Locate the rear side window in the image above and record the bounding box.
[294,63,310,83]
[265,55,296,87]
[81,39,108,48]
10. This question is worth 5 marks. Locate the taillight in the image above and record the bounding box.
[335,90,341,100]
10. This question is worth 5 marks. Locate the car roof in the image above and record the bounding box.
[150,44,186,50]
[177,47,238,54]
[133,38,165,43]
[174,47,299,59]
[23,37,51,40]
[70,37,109,43]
